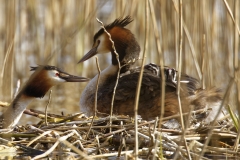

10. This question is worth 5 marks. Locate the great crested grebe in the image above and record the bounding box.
[78,16,222,121]
[0,65,89,129]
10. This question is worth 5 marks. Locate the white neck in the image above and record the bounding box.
[2,94,34,129]
[80,65,119,115]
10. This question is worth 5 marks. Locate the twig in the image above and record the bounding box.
[174,1,191,160]
[1,39,14,80]
[26,108,65,118]
[201,34,206,89]
[233,0,239,70]
[161,107,210,121]
[85,57,101,140]
[117,121,125,157]
[88,149,144,159]
[96,135,102,154]
[57,113,85,123]
[148,0,166,159]
[40,116,118,129]
[147,117,158,159]
[32,130,77,159]
[227,0,240,152]
[61,140,92,160]
[32,133,61,160]
[133,1,149,159]
[27,130,52,147]
[45,90,52,126]
[96,18,121,133]
[176,0,184,130]
[148,0,166,123]
[171,0,202,80]
[72,140,86,153]
[94,57,101,117]
[53,121,156,131]
[0,137,11,145]
[223,0,240,36]
[27,125,46,134]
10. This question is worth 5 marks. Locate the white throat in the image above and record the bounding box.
[80,65,119,115]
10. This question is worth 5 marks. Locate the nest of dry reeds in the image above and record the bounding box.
[0,106,238,159]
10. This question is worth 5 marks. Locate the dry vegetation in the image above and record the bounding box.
[0,0,239,159]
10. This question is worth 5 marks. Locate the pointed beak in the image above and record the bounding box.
[78,41,100,63]
[58,71,90,82]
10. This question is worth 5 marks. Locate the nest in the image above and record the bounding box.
[0,108,239,160]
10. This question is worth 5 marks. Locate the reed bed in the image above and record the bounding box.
[0,0,239,159]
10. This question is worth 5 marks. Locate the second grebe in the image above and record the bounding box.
[0,65,89,130]
[78,16,222,121]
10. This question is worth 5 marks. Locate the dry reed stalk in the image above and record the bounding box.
[117,121,125,157]
[173,0,191,159]
[95,135,102,154]
[146,117,158,159]
[0,137,10,146]
[53,125,125,131]
[171,0,202,80]
[40,116,118,129]
[61,140,92,160]
[44,90,52,126]
[27,125,46,134]
[1,40,14,101]
[133,0,149,158]
[31,130,83,159]
[148,1,167,159]
[148,0,166,126]
[201,34,206,89]
[96,17,121,133]
[85,57,101,140]
[26,130,53,147]
[223,0,240,36]
[233,0,240,152]
[94,57,101,117]
[233,1,239,70]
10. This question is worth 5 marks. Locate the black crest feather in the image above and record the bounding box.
[105,16,133,29]
[30,65,63,72]
[94,16,133,42]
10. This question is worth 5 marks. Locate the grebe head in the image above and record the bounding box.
[78,16,140,67]
[22,65,89,98]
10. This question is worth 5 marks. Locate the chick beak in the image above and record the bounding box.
[58,71,89,82]
[78,41,100,63]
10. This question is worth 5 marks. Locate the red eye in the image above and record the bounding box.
[55,73,60,77]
